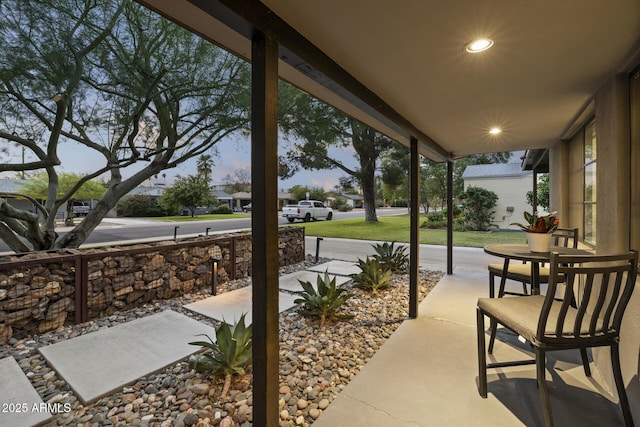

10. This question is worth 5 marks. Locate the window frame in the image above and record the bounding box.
[583,119,596,245]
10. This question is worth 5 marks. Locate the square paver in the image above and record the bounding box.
[183,286,298,323]
[0,357,52,427]
[307,260,361,276]
[39,310,215,404]
[279,270,351,292]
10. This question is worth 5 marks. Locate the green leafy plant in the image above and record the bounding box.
[511,211,559,233]
[293,271,354,327]
[189,313,252,398]
[372,241,409,273]
[351,257,393,293]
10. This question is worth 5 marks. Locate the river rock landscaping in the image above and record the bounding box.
[0,256,441,427]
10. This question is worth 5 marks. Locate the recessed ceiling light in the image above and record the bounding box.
[465,38,494,53]
[489,127,502,135]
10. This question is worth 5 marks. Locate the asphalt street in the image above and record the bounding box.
[0,208,408,253]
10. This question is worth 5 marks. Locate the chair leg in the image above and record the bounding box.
[579,348,591,377]
[489,272,496,298]
[488,319,498,354]
[536,347,554,427]
[477,308,487,398]
[611,343,635,427]
[488,272,508,353]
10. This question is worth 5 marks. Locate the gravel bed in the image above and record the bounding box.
[0,256,442,427]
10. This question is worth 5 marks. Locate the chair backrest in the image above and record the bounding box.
[552,227,578,248]
[537,251,638,346]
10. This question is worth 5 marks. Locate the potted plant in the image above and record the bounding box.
[511,211,560,252]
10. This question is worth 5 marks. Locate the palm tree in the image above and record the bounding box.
[197,154,214,181]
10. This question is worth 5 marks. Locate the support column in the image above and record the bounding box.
[251,30,279,427]
[409,136,419,318]
[447,160,454,275]
[532,170,538,213]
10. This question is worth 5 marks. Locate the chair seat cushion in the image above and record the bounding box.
[488,263,551,282]
[478,296,606,345]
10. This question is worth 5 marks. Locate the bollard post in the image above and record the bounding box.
[315,237,324,263]
[211,258,220,295]
[206,227,211,236]
[174,226,179,241]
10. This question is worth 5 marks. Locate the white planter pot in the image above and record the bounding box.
[526,232,552,252]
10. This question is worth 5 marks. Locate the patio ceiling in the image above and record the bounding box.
[139,0,640,161]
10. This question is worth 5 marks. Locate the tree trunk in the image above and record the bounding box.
[350,120,380,223]
[56,165,164,249]
[361,172,378,222]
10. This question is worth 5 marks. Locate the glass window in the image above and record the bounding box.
[584,120,596,244]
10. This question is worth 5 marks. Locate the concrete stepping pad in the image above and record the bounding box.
[279,270,351,292]
[0,356,52,427]
[183,286,298,324]
[307,260,361,276]
[39,310,215,404]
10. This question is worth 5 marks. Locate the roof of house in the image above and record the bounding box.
[128,186,166,197]
[461,163,533,180]
[231,192,251,199]
[342,193,364,200]
[214,189,233,200]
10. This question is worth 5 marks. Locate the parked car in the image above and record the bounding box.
[242,203,252,213]
[282,200,333,222]
[72,201,90,217]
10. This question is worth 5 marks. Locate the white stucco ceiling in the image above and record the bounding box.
[140,0,640,160]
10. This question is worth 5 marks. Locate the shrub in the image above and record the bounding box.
[427,212,444,222]
[351,257,393,293]
[458,186,498,231]
[212,205,232,214]
[333,196,353,212]
[390,199,408,207]
[293,271,354,327]
[372,241,409,273]
[116,195,167,217]
[421,219,447,229]
[453,214,472,231]
[189,313,252,398]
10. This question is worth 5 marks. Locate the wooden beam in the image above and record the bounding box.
[251,30,279,426]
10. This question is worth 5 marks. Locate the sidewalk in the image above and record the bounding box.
[306,236,496,272]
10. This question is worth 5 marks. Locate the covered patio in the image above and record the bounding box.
[304,238,625,426]
[137,1,640,425]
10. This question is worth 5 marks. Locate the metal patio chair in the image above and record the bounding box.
[477,250,638,427]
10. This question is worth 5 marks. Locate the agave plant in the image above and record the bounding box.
[189,313,252,398]
[372,241,409,273]
[293,271,354,327]
[351,257,393,293]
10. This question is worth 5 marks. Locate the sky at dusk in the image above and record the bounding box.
[4,134,359,193]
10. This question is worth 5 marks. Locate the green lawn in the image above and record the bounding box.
[147,213,250,221]
[293,215,526,248]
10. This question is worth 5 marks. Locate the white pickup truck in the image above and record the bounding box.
[282,200,333,223]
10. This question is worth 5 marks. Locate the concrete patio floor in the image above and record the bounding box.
[305,238,626,426]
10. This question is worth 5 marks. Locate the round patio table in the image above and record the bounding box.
[483,243,592,295]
